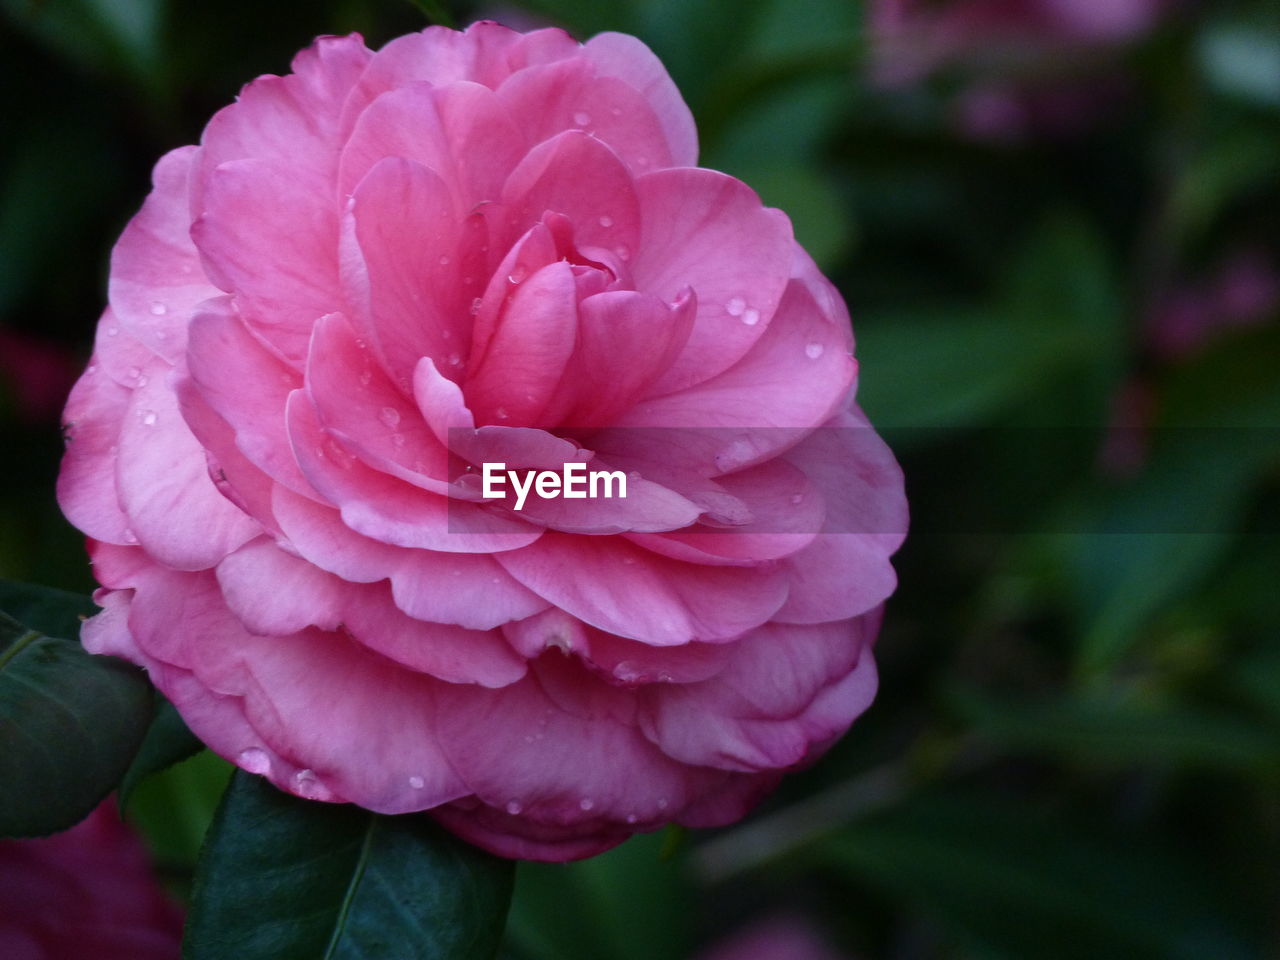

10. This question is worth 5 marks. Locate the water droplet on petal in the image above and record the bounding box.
[579,798,595,811]
[408,775,425,789]
[790,492,804,505]
[741,308,761,326]
[508,264,527,284]
[438,255,450,266]
[136,375,148,387]
[155,329,168,341]
[448,352,462,367]
[149,301,167,316]
[725,297,746,316]
[626,813,639,824]
[657,797,670,810]
[294,768,324,799]
[506,800,523,815]
[470,297,483,316]
[573,111,592,127]
[86,364,98,375]
[127,366,141,381]
[391,433,406,447]
[805,342,825,359]
[379,407,401,428]
[107,327,118,337]
[598,215,614,228]
[616,245,631,261]
[359,370,372,386]
[123,528,138,544]
[141,410,157,426]
[238,748,271,775]
[495,407,509,420]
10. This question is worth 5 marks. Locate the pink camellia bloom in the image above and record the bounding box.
[0,802,183,960]
[57,22,906,860]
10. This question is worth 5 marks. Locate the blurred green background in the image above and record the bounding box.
[1,0,1278,956]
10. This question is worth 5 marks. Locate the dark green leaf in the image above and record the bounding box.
[0,579,96,640]
[506,830,692,960]
[951,687,1280,772]
[184,771,514,960]
[119,696,206,810]
[824,791,1254,959]
[0,601,152,837]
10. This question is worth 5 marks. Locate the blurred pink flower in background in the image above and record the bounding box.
[0,802,182,960]
[1146,248,1280,360]
[699,914,849,960]
[0,329,79,424]
[869,0,1172,140]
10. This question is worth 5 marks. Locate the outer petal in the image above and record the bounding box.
[58,364,132,546]
[192,158,341,366]
[638,616,880,772]
[495,533,788,645]
[775,407,907,623]
[582,32,699,166]
[108,146,220,361]
[496,56,678,175]
[632,169,794,393]
[115,373,259,570]
[272,487,548,630]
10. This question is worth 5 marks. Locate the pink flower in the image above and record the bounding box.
[57,22,905,861]
[0,802,183,960]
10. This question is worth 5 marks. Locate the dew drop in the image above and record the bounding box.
[725,297,746,317]
[358,369,372,386]
[408,775,425,789]
[579,797,595,811]
[391,433,406,447]
[448,352,462,367]
[238,748,271,775]
[123,528,138,544]
[626,813,639,824]
[616,245,631,261]
[470,297,483,316]
[438,255,450,266]
[107,327,119,337]
[573,111,592,127]
[379,407,401,428]
[155,329,168,341]
[506,800,523,815]
[508,264,527,284]
[86,364,98,375]
[136,375,148,387]
[141,410,158,426]
[495,407,509,420]
[127,366,141,381]
[294,769,324,799]
[790,492,804,505]
[598,215,614,228]
[149,301,167,316]
[741,307,761,326]
[657,797,669,810]
[610,106,622,117]
[805,342,825,359]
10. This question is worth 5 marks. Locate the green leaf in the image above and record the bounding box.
[0,595,152,837]
[951,687,1280,773]
[824,791,1254,959]
[119,696,205,810]
[0,578,96,640]
[128,749,234,873]
[505,830,692,960]
[184,771,514,960]
[856,215,1121,430]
